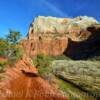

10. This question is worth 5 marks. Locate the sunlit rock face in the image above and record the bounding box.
[29,16,98,41]
[21,16,100,59]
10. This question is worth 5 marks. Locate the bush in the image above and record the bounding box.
[0,31,23,62]
[6,45,23,65]
[0,39,23,66]
[0,38,9,56]
[52,55,71,60]
[0,30,23,73]
[0,61,8,72]
[32,54,71,75]
[33,53,53,75]
[33,53,53,67]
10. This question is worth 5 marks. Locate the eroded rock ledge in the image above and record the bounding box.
[21,16,100,59]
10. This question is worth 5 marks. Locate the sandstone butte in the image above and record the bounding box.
[20,16,100,59]
[0,57,67,100]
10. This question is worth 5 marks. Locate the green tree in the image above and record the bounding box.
[6,29,21,44]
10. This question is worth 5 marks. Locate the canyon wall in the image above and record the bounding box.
[21,16,100,59]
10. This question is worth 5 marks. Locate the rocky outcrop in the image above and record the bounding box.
[21,16,100,59]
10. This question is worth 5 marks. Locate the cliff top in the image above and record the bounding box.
[30,16,99,34]
[28,16,99,41]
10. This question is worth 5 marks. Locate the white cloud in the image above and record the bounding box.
[40,0,69,17]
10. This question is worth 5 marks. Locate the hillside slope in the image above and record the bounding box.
[0,59,67,100]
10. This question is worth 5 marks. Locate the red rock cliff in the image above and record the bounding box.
[21,16,100,59]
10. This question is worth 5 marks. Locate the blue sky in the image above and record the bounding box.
[0,0,100,37]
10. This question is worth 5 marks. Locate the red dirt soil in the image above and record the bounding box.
[0,59,67,100]
[0,57,7,62]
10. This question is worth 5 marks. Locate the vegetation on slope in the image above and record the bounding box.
[32,54,99,100]
[0,30,23,73]
[52,60,100,98]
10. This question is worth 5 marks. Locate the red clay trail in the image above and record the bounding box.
[0,59,67,100]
